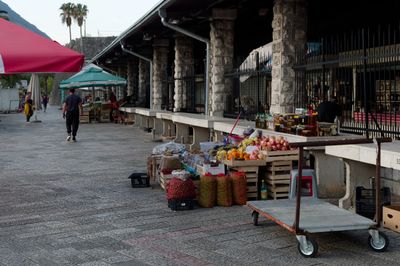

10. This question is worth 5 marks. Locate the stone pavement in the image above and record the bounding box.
[0,107,399,266]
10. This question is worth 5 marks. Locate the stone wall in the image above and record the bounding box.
[68,36,116,61]
[152,39,169,110]
[209,9,237,117]
[174,36,194,111]
[270,0,307,114]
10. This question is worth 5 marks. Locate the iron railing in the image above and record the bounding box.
[224,51,272,119]
[294,24,400,139]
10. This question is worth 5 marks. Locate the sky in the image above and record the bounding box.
[4,0,161,45]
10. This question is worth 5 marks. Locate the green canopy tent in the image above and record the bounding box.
[60,66,127,89]
[59,66,127,122]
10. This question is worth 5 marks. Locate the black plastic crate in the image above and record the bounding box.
[168,198,194,211]
[356,186,391,219]
[128,172,150,188]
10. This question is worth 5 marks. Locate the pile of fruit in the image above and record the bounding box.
[215,135,293,161]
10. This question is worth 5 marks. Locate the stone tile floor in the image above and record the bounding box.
[0,107,399,265]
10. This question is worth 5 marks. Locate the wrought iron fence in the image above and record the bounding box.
[294,24,400,139]
[224,50,272,119]
[162,74,205,113]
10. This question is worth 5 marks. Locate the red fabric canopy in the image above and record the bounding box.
[0,18,84,74]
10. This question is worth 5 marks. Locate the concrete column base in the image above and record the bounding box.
[309,150,346,198]
[134,114,143,128]
[339,158,375,211]
[174,123,190,144]
[153,118,163,135]
[214,130,225,142]
[162,120,176,137]
[190,127,210,152]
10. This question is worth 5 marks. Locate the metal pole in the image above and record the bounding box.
[375,139,382,226]
[294,147,303,232]
[256,52,260,112]
[362,29,369,138]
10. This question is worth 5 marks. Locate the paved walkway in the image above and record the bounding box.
[0,107,399,266]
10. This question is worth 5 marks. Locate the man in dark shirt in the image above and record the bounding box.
[62,88,83,142]
[317,97,342,123]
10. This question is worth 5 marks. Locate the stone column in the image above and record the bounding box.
[117,65,127,100]
[174,35,194,111]
[138,59,149,106]
[209,9,237,117]
[126,58,138,98]
[152,39,169,110]
[270,0,307,114]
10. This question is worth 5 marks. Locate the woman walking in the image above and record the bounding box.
[24,98,33,123]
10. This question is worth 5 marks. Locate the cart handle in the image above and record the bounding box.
[292,137,392,232]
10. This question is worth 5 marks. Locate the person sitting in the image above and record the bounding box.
[317,97,342,123]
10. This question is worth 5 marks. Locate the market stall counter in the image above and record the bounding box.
[170,113,234,151]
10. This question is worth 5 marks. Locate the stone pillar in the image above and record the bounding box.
[270,0,307,114]
[174,35,194,111]
[126,58,138,98]
[152,39,169,110]
[209,8,237,117]
[117,65,127,100]
[138,59,149,106]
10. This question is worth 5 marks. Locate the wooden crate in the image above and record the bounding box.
[224,159,265,167]
[261,149,299,162]
[268,190,289,199]
[80,115,90,124]
[147,155,162,184]
[228,165,259,200]
[265,160,294,200]
[159,173,173,190]
[125,113,134,125]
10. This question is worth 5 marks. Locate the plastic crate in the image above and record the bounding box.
[355,186,391,219]
[128,172,150,188]
[168,198,194,211]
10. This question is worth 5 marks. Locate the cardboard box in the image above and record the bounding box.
[383,205,400,233]
[197,163,225,176]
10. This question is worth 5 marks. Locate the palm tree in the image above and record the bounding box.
[73,4,88,39]
[73,4,88,53]
[59,3,75,44]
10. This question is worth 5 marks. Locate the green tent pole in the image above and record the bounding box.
[61,89,65,105]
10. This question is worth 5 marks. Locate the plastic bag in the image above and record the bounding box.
[216,175,233,207]
[171,170,190,180]
[198,175,217,208]
[231,172,247,205]
[167,177,196,200]
[152,142,186,155]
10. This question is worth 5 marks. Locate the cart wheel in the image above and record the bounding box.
[297,236,318,258]
[368,232,389,252]
[252,211,259,226]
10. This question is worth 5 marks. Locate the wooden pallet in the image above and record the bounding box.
[228,165,259,200]
[268,190,289,199]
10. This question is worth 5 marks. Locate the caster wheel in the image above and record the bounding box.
[252,211,259,226]
[368,232,389,252]
[297,236,318,258]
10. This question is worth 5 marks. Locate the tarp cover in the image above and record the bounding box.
[0,18,84,74]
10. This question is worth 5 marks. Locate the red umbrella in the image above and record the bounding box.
[0,18,84,74]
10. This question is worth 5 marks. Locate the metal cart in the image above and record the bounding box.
[247,138,392,258]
